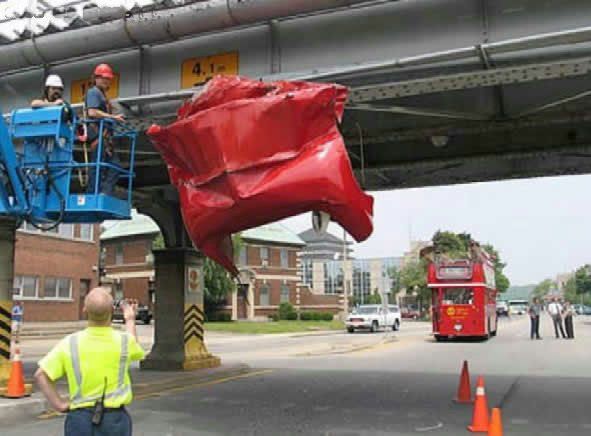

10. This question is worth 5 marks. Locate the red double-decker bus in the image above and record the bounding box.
[428,254,498,341]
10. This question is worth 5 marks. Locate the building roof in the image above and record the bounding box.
[298,228,349,245]
[0,1,195,43]
[100,211,160,241]
[242,223,304,246]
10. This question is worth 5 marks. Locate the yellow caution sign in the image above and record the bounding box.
[70,75,120,104]
[181,52,239,89]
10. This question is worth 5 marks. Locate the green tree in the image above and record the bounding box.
[365,290,382,304]
[399,259,430,307]
[533,278,554,299]
[432,230,469,258]
[574,265,591,295]
[563,276,577,303]
[481,243,510,293]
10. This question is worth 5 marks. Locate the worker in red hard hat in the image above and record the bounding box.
[85,63,125,196]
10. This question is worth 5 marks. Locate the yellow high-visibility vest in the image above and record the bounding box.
[39,327,145,409]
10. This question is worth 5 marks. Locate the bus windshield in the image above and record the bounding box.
[442,288,474,305]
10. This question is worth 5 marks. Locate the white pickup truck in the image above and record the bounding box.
[346,304,401,333]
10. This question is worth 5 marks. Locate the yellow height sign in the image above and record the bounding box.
[70,75,120,104]
[181,52,239,89]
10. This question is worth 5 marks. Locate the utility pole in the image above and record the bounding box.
[342,228,348,316]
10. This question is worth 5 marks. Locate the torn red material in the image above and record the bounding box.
[148,76,374,275]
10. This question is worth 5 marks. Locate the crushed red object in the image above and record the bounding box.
[148,76,374,275]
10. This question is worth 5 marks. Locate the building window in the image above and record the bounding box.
[260,247,269,265]
[238,246,247,266]
[259,283,270,306]
[58,224,74,238]
[44,277,72,299]
[280,249,288,268]
[115,244,124,265]
[280,283,290,303]
[301,258,313,286]
[114,282,124,301]
[13,276,39,299]
[79,224,93,241]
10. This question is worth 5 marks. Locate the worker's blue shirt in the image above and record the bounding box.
[85,86,111,142]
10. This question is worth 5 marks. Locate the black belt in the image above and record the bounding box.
[73,406,126,413]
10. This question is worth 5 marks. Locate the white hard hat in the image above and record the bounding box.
[45,74,64,88]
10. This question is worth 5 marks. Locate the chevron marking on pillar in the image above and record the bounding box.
[0,301,10,360]
[184,304,204,345]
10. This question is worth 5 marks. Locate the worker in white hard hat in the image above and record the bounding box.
[31,74,66,108]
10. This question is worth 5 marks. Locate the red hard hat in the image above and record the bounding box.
[94,63,115,79]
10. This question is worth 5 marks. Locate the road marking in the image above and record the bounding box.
[135,369,273,401]
[415,422,444,432]
[38,369,273,420]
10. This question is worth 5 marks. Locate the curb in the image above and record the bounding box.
[0,394,47,425]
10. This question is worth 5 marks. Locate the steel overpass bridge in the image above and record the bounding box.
[2,0,591,369]
[2,0,591,194]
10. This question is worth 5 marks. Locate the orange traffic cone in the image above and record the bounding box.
[4,348,26,398]
[467,376,489,432]
[488,408,503,436]
[454,360,472,403]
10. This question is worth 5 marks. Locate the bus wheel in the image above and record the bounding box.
[435,335,446,342]
[370,321,378,333]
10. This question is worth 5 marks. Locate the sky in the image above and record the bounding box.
[280,174,591,286]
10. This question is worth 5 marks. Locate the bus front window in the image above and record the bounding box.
[442,288,474,305]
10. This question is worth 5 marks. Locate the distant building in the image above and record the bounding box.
[229,224,341,320]
[100,212,160,307]
[14,222,100,321]
[297,228,401,305]
[298,228,353,261]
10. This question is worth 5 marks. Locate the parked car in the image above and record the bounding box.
[346,304,401,333]
[401,305,420,320]
[582,305,591,315]
[112,300,153,325]
[496,301,509,316]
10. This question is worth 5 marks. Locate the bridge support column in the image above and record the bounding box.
[140,248,220,371]
[137,190,220,370]
[0,218,16,388]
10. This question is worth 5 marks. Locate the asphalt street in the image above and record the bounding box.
[7,315,591,435]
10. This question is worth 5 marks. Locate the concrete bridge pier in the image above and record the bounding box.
[138,195,220,371]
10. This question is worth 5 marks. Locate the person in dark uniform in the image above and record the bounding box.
[85,63,125,196]
[564,301,575,339]
[528,297,542,340]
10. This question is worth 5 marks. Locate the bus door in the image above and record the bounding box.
[431,288,441,333]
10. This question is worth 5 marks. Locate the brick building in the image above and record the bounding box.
[14,222,100,321]
[100,213,160,307]
[230,224,341,320]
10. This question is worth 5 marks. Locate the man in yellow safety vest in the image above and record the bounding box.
[34,287,144,435]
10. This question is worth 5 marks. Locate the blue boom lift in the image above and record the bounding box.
[0,104,137,229]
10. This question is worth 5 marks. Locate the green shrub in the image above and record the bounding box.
[278,302,296,320]
[206,312,232,322]
[299,311,334,321]
[300,312,312,321]
[321,312,334,321]
[269,313,280,322]
[286,311,298,320]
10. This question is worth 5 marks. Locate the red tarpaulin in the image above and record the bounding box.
[148,76,373,275]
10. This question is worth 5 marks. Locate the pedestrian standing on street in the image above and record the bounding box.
[564,301,575,339]
[547,297,566,339]
[34,287,144,436]
[528,297,542,340]
[11,301,23,344]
